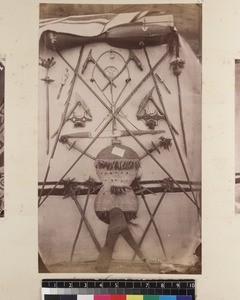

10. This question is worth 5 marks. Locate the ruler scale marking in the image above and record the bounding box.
[42,280,195,300]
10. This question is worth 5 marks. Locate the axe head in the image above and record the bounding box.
[137,86,155,116]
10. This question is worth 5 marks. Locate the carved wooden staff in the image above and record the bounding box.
[39,57,55,154]
[131,191,166,263]
[115,116,199,210]
[143,47,200,215]
[131,177,174,263]
[140,191,167,260]
[170,59,187,156]
[68,189,101,254]
[38,47,84,206]
[60,178,102,256]
[40,50,195,208]
[70,188,90,262]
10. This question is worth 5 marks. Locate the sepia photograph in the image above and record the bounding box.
[0,54,4,218]
[38,4,202,274]
[235,59,240,213]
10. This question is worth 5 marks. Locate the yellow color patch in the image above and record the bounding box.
[126,296,143,300]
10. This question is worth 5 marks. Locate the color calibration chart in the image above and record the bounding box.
[42,280,195,300]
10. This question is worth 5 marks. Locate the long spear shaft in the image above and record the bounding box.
[41,69,54,155]
[59,50,169,116]
[131,191,166,262]
[45,69,50,154]
[70,188,91,262]
[176,75,187,156]
[141,192,167,259]
[38,116,113,207]
[46,57,196,207]
[38,47,84,205]
[40,51,193,208]
[72,193,101,253]
[39,51,170,206]
[59,49,178,134]
[115,115,199,212]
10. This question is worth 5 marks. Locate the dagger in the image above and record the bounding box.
[60,129,165,140]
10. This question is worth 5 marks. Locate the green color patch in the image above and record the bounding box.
[143,296,160,300]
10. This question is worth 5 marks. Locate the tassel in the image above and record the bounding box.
[168,27,180,57]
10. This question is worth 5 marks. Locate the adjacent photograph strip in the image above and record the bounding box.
[38,4,201,274]
[0,54,5,218]
[235,59,240,213]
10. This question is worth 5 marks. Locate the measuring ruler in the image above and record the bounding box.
[42,279,195,300]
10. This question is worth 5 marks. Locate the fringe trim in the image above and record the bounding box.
[110,185,130,195]
[95,159,140,170]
